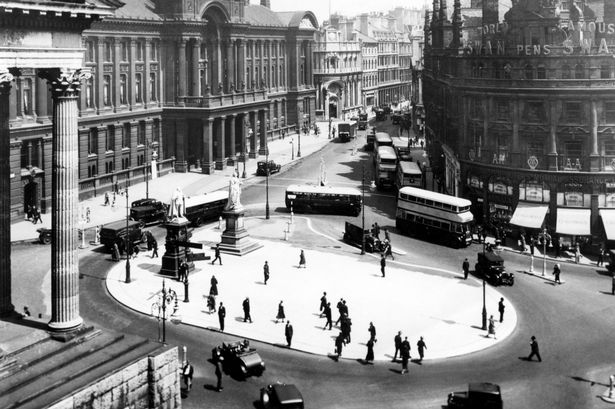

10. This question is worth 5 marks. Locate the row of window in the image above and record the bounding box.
[84,72,158,109]
[470,61,613,80]
[85,39,158,64]
[87,119,160,155]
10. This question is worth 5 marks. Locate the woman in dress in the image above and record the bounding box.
[210,275,218,296]
[299,250,306,268]
[488,315,496,339]
[276,300,286,323]
[365,338,375,363]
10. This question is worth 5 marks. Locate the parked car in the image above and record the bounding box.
[257,160,282,176]
[99,219,144,254]
[130,198,168,226]
[475,251,514,286]
[447,382,503,409]
[343,221,383,253]
[212,340,265,378]
[260,383,304,409]
[37,227,52,245]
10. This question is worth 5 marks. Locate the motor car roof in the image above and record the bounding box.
[480,251,504,262]
[271,384,303,404]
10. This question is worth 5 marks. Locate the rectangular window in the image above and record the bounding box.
[119,74,127,105]
[150,42,158,61]
[525,101,545,122]
[106,125,114,152]
[152,118,160,145]
[86,41,95,62]
[103,75,111,106]
[563,141,582,170]
[605,102,615,123]
[604,142,615,156]
[601,64,611,79]
[22,78,32,115]
[527,141,544,160]
[85,77,94,109]
[88,128,98,155]
[565,102,582,122]
[122,123,131,148]
[495,99,509,121]
[149,73,157,101]
[138,121,146,145]
[121,42,128,62]
[104,41,112,62]
[136,41,144,61]
[135,73,143,103]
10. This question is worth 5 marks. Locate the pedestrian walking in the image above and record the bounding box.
[575,242,580,264]
[323,302,332,330]
[487,315,496,339]
[417,337,427,362]
[365,338,375,363]
[32,207,42,224]
[112,242,120,261]
[598,246,605,267]
[400,337,411,374]
[319,292,327,317]
[552,263,561,284]
[368,322,377,343]
[285,321,293,347]
[263,261,270,285]
[211,243,222,265]
[335,332,344,359]
[527,336,542,362]
[384,229,390,242]
[393,331,402,362]
[104,192,110,206]
[242,297,252,323]
[340,314,352,344]
[380,254,386,277]
[384,240,395,260]
[529,239,535,256]
[214,357,224,391]
[151,239,159,258]
[207,294,216,313]
[276,300,286,323]
[498,297,505,323]
[111,192,116,208]
[298,249,306,268]
[178,261,187,282]
[462,258,470,280]
[335,298,344,325]
[182,360,194,391]
[114,180,119,194]
[218,302,226,331]
[372,222,381,239]
[210,275,219,296]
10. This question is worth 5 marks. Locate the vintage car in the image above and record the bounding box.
[212,340,265,378]
[343,222,384,253]
[260,383,304,409]
[99,219,144,254]
[475,252,514,286]
[447,382,503,409]
[37,227,52,245]
[129,198,168,226]
[256,160,282,176]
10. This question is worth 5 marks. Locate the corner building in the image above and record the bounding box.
[7,0,317,220]
[424,0,615,248]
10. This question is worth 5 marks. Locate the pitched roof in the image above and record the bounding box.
[107,0,160,20]
[244,4,285,27]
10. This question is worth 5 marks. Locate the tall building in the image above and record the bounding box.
[424,0,615,246]
[7,0,318,220]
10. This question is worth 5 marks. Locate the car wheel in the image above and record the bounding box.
[193,217,202,227]
[41,235,51,245]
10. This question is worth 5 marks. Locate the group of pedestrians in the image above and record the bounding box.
[392,331,427,374]
[26,205,43,225]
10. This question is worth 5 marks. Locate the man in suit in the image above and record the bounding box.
[393,331,402,362]
[212,243,222,265]
[323,302,332,330]
[527,335,542,362]
[285,321,293,347]
[263,261,270,285]
[319,292,327,317]
[218,302,226,331]
[462,258,470,279]
[380,254,386,277]
[242,297,252,323]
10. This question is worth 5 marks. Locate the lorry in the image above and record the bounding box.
[337,122,356,142]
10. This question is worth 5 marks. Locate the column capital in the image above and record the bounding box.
[38,68,91,99]
[0,68,14,94]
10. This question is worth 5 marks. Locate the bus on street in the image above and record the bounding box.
[375,146,398,189]
[184,190,229,226]
[396,187,473,248]
[396,160,422,190]
[358,113,368,130]
[285,184,362,216]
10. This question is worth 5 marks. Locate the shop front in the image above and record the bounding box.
[555,182,592,252]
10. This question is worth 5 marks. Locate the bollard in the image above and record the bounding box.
[183,276,190,303]
[290,211,294,224]
[284,230,288,241]
[79,228,88,249]
[529,255,534,273]
[287,221,292,233]
[218,216,222,230]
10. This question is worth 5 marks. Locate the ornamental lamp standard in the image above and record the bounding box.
[151,280,181,344]
[244,125,252,179]
[540,227,552,277]
[481,229,487,330]
[125,181,131,284]
[361,165,376,255]
[265,146,270,220]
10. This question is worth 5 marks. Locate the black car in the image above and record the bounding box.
[257,160,281,176]
[37,227,52,244]
[260,383,304,409]
[475,252,514,286]
[447,382,503,409]
[343,221,383,253]
[212,340,265,378]
[130,198,168,226]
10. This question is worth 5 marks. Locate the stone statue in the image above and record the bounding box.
[319,156,327,186]
[230,82,235,92]
[218,82,223,92]
[169,187,186,219]
[225,171,243,211]
[240,80,245,90]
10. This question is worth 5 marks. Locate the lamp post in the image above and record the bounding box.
[244,125,251,179]
[265,147,270,219]
[151,280,180,344]
[145,140,149,199]
[125,182,131,284]
[361,165,367,255]
[540,228,552,277]
[481,238,487,330]
[290,136,294,161]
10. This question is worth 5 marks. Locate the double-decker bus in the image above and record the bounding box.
[358,113,368,130]
[396,161,422,190]
[396,187,473,248]
[375,146,398,189]
[374,132,393,150]
[285,184,362,216]
[183,190,229,226]
[392,137,412,161]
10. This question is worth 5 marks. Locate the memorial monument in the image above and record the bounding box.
[160,187,198,278]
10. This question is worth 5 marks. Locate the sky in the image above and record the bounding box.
[270,0,429,25]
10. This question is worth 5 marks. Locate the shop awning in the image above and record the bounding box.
[599,209,615,240]
[509,202,549,229]
[556,208,591,235]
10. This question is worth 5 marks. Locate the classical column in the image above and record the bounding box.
[238,40,246,91]
[590,99,600,171]
[215,39,222,94]
[215,116,227,170]
[548,99,559,171]
[39,68,88,332]
[0,68,14,316]
[228,114,237,165]
[96,38,105,112]
[202,118,214,174]
[144,39,151,105]
[249,111,257,158]
[511,98,520,167]
[258,109,268,155]
[178,39,187,97]
[226,40,234,92]
[113,38,121,110]
[307,41,313,87]
[192,39,201,96]
[36,75,49,122]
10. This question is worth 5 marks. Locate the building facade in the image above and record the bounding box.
[424,0,615,246]
[7,0,318,220]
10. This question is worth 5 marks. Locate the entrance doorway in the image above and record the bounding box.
[329,98,338,119]
[24,180,38,214]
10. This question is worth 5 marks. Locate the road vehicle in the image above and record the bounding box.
[366,128,376,151]
[343,221,383,253]
[392,137,412,161]
[99,219,143,253]
[212,340,265,378]
[130,198,168,226]
[260,383,304,409]
[391,110,402,124]
[374,132,393,152]
[395,187,474,248]
[375,146,398,189]
[375,108,386,121]
[475,251,514,286]
[358,113,368,130]
[395,160,422,190]
[447,382,503,409]
[37,228,52,244]
[338,122,356,142]
[257,160,281,176]
[183,190,228,227]
[285,184,362,216]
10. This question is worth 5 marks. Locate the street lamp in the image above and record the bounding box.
[290,136,295,160]
[539,228,552,277]
[265,147,270,219]
[151,280,181,344]
[125,181,131,284]
[361,165,376,255]
[145,140,149,199]
[244,125,252,179]
[481,236,487,330]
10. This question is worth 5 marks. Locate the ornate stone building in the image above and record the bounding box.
[7,0,318,220]
[424,0,615,244]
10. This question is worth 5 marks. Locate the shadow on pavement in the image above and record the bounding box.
[571,376,608,387]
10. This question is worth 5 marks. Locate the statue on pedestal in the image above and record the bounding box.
[225,171,243,211]
[169,187,186,220]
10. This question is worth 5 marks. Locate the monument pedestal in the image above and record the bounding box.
[160,217,194,278]
[217,208,262,255]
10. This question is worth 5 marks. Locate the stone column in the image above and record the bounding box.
[226,40,234,92]
[548,99,559,171]
[0,68,14,316]
[215,40,222,94]
[202,118,214,174]
[307,42,313,87]
[39,68,88,332]
[215,116,227,170]
[590,99,600,171]
[36,75,49,122]
[238,40,246,91]
[228,114,237,164]
[249,111,257,158]
[178,39,187,97]
[192,39,201,96]
[258,109,268,155]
